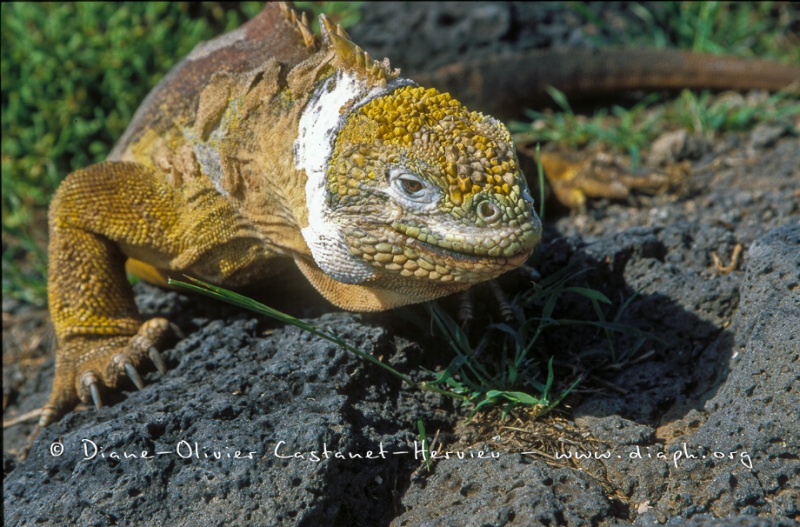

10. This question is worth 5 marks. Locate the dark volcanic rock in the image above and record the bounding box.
[392,456,617,527]
[5,304,434,527]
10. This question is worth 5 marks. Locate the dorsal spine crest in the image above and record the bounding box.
[278,1,318,49]
[319,13,399,87]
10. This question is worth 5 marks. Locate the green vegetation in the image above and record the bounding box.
[295,1,363,33]
[645,1,800,61]
[577,1,799,61]
[411,267,653,419]
[417,420,431,471]
[2,3,248,304]
[419,304,578,420]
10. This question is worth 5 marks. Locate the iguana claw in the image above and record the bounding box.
[39,318,179,426]
[123,362,145,390]
[169,322,186,340]
[89,382,103,410]
[458,289,475,328]
[80,371,103,410]
[149,347,167,375]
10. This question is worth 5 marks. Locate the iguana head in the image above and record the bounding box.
[294,14,541,306]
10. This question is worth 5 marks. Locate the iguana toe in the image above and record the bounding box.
[149,347,167,375]
[79,371,103,409]
[486,281,514,323]
[121,361,145,390]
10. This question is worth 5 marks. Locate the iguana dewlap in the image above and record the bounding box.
[42,4,542,426]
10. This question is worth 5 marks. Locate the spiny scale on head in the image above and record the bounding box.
[280,2,399,87]
[320,15,398,86]
[279,2,317,48]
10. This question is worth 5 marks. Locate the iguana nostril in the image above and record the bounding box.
[478,201,501,224]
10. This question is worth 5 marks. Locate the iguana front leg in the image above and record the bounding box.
[42,161,274,426]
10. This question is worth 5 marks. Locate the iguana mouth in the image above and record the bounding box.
[390,219,541,259]
[404,231,538,268]
[343,219,540,283]
[399,235,534,283]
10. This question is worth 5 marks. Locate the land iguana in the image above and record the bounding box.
[41,3,542,427]
[41,3,799,427]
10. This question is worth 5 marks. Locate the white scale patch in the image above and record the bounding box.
[294,70,410,284]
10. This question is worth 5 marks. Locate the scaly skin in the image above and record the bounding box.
[41,3,542,426]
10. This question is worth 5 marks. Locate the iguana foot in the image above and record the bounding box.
[39,318,177,427]
[458,265,541,328]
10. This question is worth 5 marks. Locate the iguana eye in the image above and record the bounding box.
[399,176,424,195]
[387,169,439,207]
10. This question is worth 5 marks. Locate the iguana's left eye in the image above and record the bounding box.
[398,175,424,195]
[387,169,439,207]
